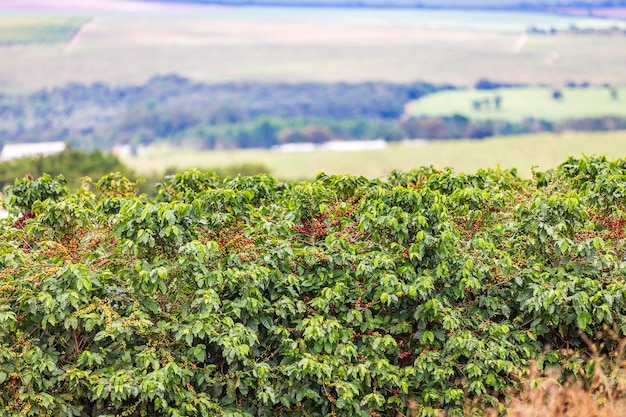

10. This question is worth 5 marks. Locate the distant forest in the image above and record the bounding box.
[1,75,625,151]
[0,76,451,150]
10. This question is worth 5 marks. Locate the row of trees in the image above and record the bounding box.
[1,75,624,150]
[0,75,448,149]
[0,148,271,192]
[404,116,626,140]
[0,148,132,190]
[129,114,626,148]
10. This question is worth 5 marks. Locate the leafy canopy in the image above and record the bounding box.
[1,157,626,416]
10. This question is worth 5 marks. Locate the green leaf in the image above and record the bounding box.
[143,298,160,314]
[260,315,273,329]
[380,292,389,304]
[558,239,569,254]
[422,331,435,345]
[193,345,206,362]
[158,280,168,295]
[576,311,592,330]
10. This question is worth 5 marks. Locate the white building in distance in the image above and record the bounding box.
[272,140,387,153]
[319,140,387,152]
[0,141,66,161]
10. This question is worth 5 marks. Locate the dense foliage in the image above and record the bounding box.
[1,156,626,416]
[0,75,447,149]
[0,148,270,192]
[3,75,623,150]
[0,148,135,190]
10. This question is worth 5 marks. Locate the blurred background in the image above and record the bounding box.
[1,0,626,186]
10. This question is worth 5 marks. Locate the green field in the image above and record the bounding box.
[146,0,625,6]
[1,6,626,92]
[0,16,89,45]
[175,7,626,32]
[122,131,626,180]
[405,86,626,121]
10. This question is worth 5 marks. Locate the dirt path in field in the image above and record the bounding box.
[0,0,225,13]
[512,34,528,53]
[65,17,95,51]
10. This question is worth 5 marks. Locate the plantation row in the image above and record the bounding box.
[1,156,625,416]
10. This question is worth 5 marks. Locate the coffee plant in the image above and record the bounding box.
[1,156,625,417]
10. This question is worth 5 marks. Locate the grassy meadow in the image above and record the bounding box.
[123,130,626,180]
[0,16,89,45]
[174,7,626,32]
[405,86,626,121]
[0,6,626,92]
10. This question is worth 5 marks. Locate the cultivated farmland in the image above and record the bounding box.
[1,6,626,92]
[0,16,89,45]
[122,131,626,180]
[405,86,626,122]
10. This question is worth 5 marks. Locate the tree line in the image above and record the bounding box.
[0,75,448,150]
[0,75,624,151]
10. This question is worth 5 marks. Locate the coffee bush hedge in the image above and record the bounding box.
[1,156,625,416]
